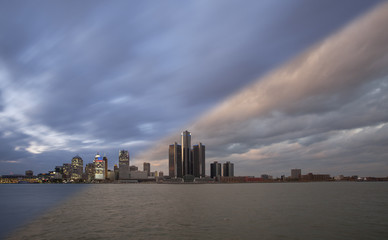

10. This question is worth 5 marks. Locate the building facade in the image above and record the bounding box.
[130,165,138,171]
[302,173,331,181]
[94,153,105,180]
[107,170,115,181]
[130,171,148,180]
[169,142,182,178]
[192,143,205,178]
[181,130,192,176]
[114,164,119,180]
[119,150,130,180]
[291,169,302,180]
[103,156,108,179]
[223,161,234,177]
[71,155,83,181]
[85,163,95,181]
[143,162,151,176]
[63,163,72,180]
[210,161,222,179]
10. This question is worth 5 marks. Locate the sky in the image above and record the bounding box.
[0,0,387,177]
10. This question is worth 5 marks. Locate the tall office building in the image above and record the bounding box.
[119,150,130,180]
[94,153,105,180]
[223,161,234,177]
[192,143,205,178]
[63,163,72,180]
[291,169,301,179]
[199,143,205,177]
[143,162,151,176]
[85,163,95,181]
[71,155,83,181]
[181,130,192,176]
[210,161,222,179]
[103,156,108,179]
[169,142,182,178]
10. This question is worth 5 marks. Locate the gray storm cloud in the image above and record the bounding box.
[135,2,388,176]
[0,0,385,175]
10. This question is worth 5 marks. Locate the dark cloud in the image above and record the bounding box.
[0,0,385,175]
[136,2,388,176]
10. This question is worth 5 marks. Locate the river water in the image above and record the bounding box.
[2,182,388,239]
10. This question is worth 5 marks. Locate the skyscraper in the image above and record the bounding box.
[169,142,182,178]
[181,130,192,176]
[199,143,205,177]
[63,163,72,180]
[210,161,222,179]
[223,161,234,177]
[119,150,130,180]
[71,155,83,181]
[94,153,105,180]
[103,156,108,179]
[192,143,205,178]
[143,162,151,176]
[85,163,95,181]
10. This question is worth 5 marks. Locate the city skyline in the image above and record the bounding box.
[1,1,388,177]
[2,145,384,181]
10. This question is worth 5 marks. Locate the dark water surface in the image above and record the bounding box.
[2,182,388,240]
[0,184,86,240]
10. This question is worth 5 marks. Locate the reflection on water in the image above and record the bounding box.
[4,183,388,240]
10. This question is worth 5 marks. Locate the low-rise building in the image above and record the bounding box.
[130,171,148,180]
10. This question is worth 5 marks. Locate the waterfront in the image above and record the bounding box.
[2,182,388,240]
